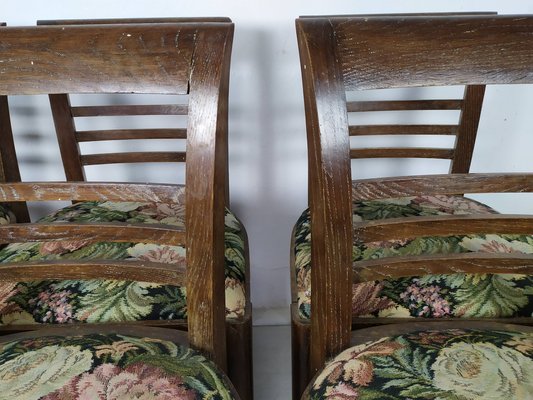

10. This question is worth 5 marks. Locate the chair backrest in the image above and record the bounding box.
[33,18,231,205]
[297,14,533,374]
[0,22,233,368]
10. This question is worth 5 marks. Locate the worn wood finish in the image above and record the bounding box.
[355,214,533,242]
[0,259,185,284]
[0,22,244,395]
[296,14,533,398]
[349,124,458,136]
[38,17,232,25]
[81,151,187,165]
[297,18,353,380]
[350,147,454,159]
[77,128,188,141]
[351,173,533,200]
[355,253,533,283]
[0,222,185,245]
[71,104,189,117]
[0,182,183,203]
[185,24,233,371]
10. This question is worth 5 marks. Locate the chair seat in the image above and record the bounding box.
[294,195,533,320]
[0,332,237,399]
[306,327,533,399]
[0,198,247,324]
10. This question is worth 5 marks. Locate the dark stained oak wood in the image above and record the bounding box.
[80,151,186,165]
[351,173,533,200]
[355,214,533,243]
[349,124,458,136]
[354,253,533,283]
[0,259,185,285]
[76,128,187,141]
[295,14,533,399]
[350,147,454,159]
[347,99,463,112]
[71,104,189,117]
[0,222,185,246]
[38,17,232,25]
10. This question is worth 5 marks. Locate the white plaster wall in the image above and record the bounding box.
[4,1,533,325]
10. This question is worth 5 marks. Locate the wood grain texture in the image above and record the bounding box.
[185,24,233,371]
[0,260,185,284]
[71,104,189,117]
[349,125,458,136]
[450,85,485,173]
[0,24,196,95]
[81,152,186,165]
[76,128,187,141]
[347,100,463,112]
[354,253,533,283]
[0,182,183,203]
[333,16,533,90]
[0,222,185,245]
[351,173,533,200]
[38,17,232,25]
[355,214,533,243]
[350,147,454,159]
[297,19,353,378]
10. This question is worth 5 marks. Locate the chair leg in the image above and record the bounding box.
[292,306,311,399]
[227,316,254,400]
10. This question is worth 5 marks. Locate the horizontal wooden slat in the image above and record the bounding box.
[0,223,185,246]
[330,16,533,90]
[354,253,533,283]
[0,182,184,203]
[355,214,533,243]
[349,125,458,135]
[71,104,188,117]
[351,173,533,200]
[38,17,232,25]
[81,152,186,165]
[0,260,185,285]
[0,24,204,95]
[346,100,463,112]
[76,129,187,142]
[350,147,454,159]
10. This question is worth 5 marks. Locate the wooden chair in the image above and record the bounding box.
[293,14,533,398]
[0,22,243,398]
[31,17,252,399]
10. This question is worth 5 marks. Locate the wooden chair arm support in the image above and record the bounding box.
[352,173,533,200]
[0,223,185,246]
[0,260,186,285]
[355,214,533,243]
[354,253,533,283]
[0,182,183,203]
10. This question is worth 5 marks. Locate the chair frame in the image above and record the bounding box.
[293,14,533,398]
[0,21,247,398]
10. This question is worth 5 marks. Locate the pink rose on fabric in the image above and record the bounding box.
[40,240,90,255]
[44,363,196,400]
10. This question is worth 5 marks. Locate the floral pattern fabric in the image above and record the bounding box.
[0,204,14,225]
[294,195,533,319]
[0,332,237,399]
[0,199,247,325]
[306,328,533,400]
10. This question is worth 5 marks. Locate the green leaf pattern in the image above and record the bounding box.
[294,195,533,319]
[0,201,247,324]
[0,333,237,399]
[307,329,533,400]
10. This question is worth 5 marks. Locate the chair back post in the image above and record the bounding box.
[185,23,234,371]
[296,18,353,376]
[0,23,30,222]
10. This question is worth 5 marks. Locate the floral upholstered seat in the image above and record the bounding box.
[294,194,533,320]
[305,328,533,399]
[0,194,247,325]
[0,332,237,399]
